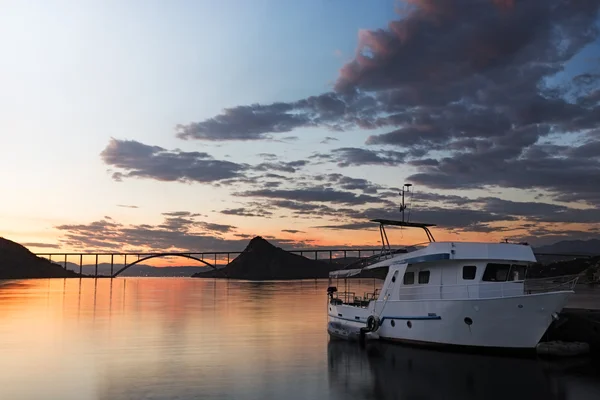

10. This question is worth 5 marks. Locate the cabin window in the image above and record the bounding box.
[508,265,526,281]
[403,272,414,285]
[483,263,527,282]
[482,263,511,282]
[463,266,477,280]
[418,270,430,284]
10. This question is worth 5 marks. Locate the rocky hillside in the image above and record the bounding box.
[192,236,342,280]
[527,255,600,279]
[0,237,80,279]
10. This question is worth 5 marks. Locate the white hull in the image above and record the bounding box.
[327,291,570,349]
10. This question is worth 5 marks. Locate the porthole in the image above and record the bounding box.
[464,317,473,326]
[392,275,396,283]
[407,321,412,328]
[391,320,395,327]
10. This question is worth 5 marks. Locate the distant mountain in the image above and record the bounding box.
[0,237,80,279]
[192,236,342,280]
[535,239,600,256]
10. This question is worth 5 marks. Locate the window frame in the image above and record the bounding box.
[418,270,430,284]
[462,265,477,280]
[403,271,414,285]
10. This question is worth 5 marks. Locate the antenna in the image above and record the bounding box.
[399,183,412,222]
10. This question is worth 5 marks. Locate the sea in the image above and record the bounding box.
[0,277,599,400]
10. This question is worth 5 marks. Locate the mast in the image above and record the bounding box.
[399,183,412,222]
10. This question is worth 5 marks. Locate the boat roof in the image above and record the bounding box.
[371,219,436,228]
[329,241,537,278]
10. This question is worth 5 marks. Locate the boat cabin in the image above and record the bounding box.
[328,219,538,306]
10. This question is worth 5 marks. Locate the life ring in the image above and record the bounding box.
[366,315,381,332]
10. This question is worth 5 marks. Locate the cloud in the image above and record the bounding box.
[198,222,237,233]
[101,138,248,183]
[237,187,385,205]
[162,211,202,217]
[21,242,60,249]
[312,222,377,231]
[252,160,308,173]
[220,207,273,218]
[167,0,600,205]
[320,136,339,144]
[281,229,305,234]
[312,147,405,167]
[54,215,314,252]
[325,173,383,194]
[117,204,139,209]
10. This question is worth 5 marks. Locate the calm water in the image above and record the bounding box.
[0,278,599,400]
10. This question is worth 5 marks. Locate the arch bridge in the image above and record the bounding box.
[110,253,226,278]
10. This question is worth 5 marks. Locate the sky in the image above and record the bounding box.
[1,0,600,258]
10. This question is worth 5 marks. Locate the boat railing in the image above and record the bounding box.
[331,290,379,308]
[523,275,580,294]
[333,276,578,304]
[391,276,579,301]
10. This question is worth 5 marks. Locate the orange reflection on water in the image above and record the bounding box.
[0,278,335,400]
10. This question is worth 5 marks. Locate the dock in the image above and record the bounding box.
[543,285,600,355]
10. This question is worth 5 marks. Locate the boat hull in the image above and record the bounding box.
[327,291,571,349]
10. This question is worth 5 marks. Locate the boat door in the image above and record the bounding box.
[376,263,406,313]
[440,264,458,299]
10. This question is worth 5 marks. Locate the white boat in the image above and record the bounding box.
[326,186,578,351]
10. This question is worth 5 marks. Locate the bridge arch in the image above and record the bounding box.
[111,253,225,278]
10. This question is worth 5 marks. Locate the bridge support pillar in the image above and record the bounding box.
[110,254,114,277]
[79,254,82,276]
[64,254,67,270]
[95,254,98,278]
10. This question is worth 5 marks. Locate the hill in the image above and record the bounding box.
[192,236,342,280]
[535,239,600,256]
[527,255,600,279]
[0,237,80,279]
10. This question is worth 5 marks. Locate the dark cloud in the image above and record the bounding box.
[21,242,60,249]
[198,222,237,233]
[220,207,273,218]
[311,147,405,167]
[162,211,202,217]
[281,229,305,234]
[237,187,384,205]
[408,141,600,203]
[54,215,310,252]
[168,0,600,205]
[101,138,248,183]
[175,102,312,141]
[252,160,308,173]
[258,153,278,160]
[320,137,339,144]
[325,173,382,194]
[312,222,377,231]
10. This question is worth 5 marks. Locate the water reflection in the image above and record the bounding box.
[327,340,600,400]
[0,278,598,400]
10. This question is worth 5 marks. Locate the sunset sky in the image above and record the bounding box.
[2,0,600,256]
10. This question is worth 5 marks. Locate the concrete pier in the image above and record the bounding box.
[543,285,600,355]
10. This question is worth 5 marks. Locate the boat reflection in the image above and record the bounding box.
[327,340,597,400]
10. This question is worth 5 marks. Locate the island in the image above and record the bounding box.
[191,236,343,280]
